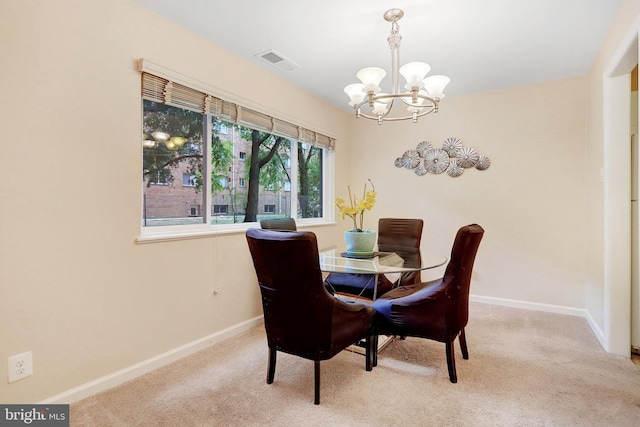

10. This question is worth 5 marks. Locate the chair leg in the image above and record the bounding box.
[459,328,469,360]
[365,335,373,371]
[267,348,276,384]
[446,341,457,383]
[372,334,379,367]
[314,360,321,405]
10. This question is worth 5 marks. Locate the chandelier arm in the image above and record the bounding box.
[356,105,437,122]
[380,98,395,120]
[355,93,439,108]
[396,93,439,107]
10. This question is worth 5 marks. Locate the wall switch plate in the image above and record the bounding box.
[8,351,33,383]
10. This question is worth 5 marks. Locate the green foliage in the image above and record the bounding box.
[142,101,233,193]
[240,128,291,222]
[298,143,322,218]
[244,135,290,192]
[209,138,234,193]
[143,101,323,223]
[142,101,203,187]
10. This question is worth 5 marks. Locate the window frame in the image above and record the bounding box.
[182,173,197,187]
[137,60,336,243]
[213,204,229,215]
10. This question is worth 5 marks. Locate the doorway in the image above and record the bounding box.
[604,31,638,356]
[632,66,640,353]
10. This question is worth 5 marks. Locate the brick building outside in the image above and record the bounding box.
[143,124,291,226]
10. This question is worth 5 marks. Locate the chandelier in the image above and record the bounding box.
[344,9,450,124]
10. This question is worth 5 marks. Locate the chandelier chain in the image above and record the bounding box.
[387,22,402,50]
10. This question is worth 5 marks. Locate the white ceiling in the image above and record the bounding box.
[134,0,623,113]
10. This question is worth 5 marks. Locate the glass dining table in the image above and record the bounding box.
[319,248,447,300]
[319,248,447,353]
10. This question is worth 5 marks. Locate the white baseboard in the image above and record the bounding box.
[40,296,608,404]
[470,294,607,348]
[40,316,264,404]
[584,309,606,349]
[470,294,586,317]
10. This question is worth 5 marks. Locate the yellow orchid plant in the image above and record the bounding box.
[335,180,376,232]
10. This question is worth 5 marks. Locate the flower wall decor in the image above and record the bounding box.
[395,137,490,178]
[335,180,376,232]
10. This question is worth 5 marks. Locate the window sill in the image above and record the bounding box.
[136,219,336,244]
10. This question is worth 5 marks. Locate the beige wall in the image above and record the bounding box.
[0,0,349,403]
[346,77,588,306]
[0,0,632,404]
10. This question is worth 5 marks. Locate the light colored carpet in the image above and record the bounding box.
[70,303,640,426]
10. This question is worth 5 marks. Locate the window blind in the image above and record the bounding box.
[142,72,335,150]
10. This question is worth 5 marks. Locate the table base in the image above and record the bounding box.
[347,335,394,355]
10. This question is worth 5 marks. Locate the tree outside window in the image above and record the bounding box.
[142,101,325,227]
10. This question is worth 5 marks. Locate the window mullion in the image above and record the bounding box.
[323,148,334,222]
[203,114,213,224]
[289,140,298,219]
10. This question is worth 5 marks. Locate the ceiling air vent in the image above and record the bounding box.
[256,50,300,72]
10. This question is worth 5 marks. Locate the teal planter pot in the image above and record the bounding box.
[344,230,376,255]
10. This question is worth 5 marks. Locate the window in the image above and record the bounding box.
[183,173,196,187]
[213,205,228,214]
[142,101,204,226]
[140,65,334,237]
[149,171,169,185]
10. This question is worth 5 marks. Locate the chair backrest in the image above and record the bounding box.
[377,218,424,285]
[443,224,485,329]
[377,218,423,249]
[259,218,297,231]
[245,228,335,358]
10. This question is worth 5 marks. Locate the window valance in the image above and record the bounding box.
[141,72,335,150]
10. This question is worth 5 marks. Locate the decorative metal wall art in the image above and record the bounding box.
[395,138,490,178]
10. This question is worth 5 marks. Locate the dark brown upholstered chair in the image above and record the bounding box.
[371,224,484,383]
[246,228,376,404]
[325,218,424,299]
[259,217,297,231]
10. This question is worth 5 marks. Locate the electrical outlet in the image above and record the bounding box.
[8,351,33,383]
